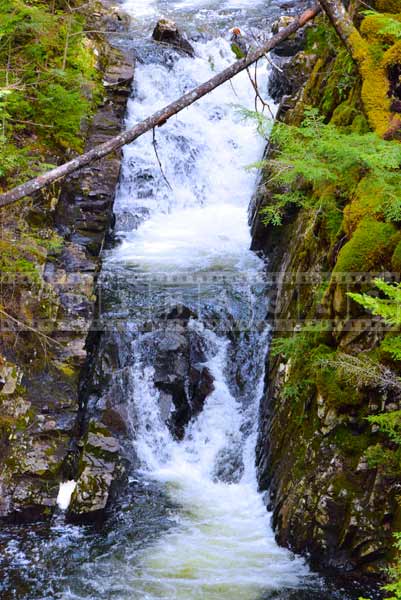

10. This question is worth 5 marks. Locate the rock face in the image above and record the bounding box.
[254,207,400,577]
[68,422,123,522]
[271,15,310,57]
[0,3,133,523]
[84,309,214,450]
[268,51,316,103]
[252,10,401,585]
[149,318,214,439]
[152,18,195,57]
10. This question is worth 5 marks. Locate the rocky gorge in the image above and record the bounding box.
[0,0,134,522]
[0,0,400,598]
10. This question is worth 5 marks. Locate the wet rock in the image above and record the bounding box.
[56,44,133,256]
[268,51,316,103]
[271,15,309,57]
[134,314,215,439]
[152,19,195,57]
[114,207,150,232]
[68,423,124,522]
[0,2,134,524]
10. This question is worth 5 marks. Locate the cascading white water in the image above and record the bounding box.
[122,323,309,600]
[0,4,373,599]
[99,1,311,597]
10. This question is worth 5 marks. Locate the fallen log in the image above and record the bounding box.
[0,5,320,207]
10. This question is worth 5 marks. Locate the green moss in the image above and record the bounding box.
[334,217,398,273]
[324,204,344,246]
[361,13,401,45]
[383,39,401,67]
[332,426,372,456]
[343,176,384,236]
[350,114,370,134]
[331,101,358,127]
[56,363,78,380]
[328,470,361,497]
[375,0,401,13]
[391,240,401,272]
[321,50,359,118]
[316,365,362,409]
[347,25,392,136]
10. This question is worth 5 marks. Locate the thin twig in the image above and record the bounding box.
[10,119,55,129]
[229,79,240,99]
[0,307,63,348]
[265,53,284,73]
[152,128,173,190]
[246,66,274,118]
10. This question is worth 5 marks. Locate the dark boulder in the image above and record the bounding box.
[271,15,309,57]
[141,314,214,439]
[268,51,316,103]
[152,19,195,57]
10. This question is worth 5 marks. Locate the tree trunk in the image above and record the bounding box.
[0,5,320,207]
[317,0,363,52]
[317,0,398,138]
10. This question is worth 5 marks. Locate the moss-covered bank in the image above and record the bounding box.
[253,0,401,587]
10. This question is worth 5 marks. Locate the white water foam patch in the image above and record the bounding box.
[123,324,309,599]
[123,0,157,17]
[108,38,271,273]
[56,480,77,511]
[124,0,269,18]
[128,360,173,471]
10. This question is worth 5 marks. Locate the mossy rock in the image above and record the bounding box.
[350,23,393,136]
[334,217,398,273]
[391,239,401,272]
[316,365,362,410]
[361,13,401,45]
[383,40,401,68]
[350,114,370,134]
[333,425,371,460]
[321,51,358,118]
[331,101,358,127]
[343,176,384,236]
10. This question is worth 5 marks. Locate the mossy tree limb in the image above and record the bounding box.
[318,0,366,51]
[318,0,398,137]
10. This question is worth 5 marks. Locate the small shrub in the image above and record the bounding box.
[244,108,401,226]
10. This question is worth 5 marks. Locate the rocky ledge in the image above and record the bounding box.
[0,2,134,523]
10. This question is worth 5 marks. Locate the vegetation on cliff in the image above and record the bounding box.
[350,280,401,599]
[0,0,103,357]
[256,0,401,589]
[0,0,122,522]
[0,0,101,188]
[250,107,401,227]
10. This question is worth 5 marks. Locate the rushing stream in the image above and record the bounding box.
[0,1,370,598]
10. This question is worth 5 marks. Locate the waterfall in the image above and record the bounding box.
[0,2,354,598]
[95,3,311,596]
